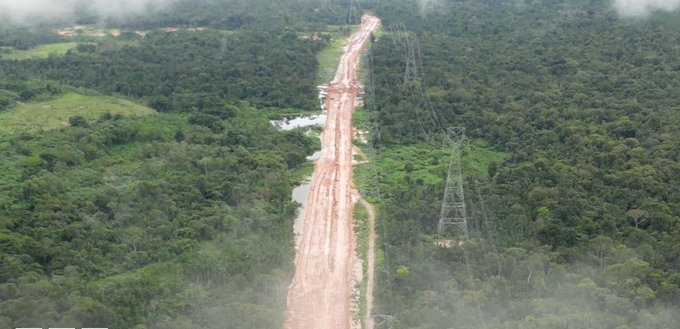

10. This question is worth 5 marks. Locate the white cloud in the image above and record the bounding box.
[614,0,680,17]
[0,0,176,23]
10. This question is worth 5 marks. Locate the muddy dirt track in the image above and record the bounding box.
[283,14,381,329]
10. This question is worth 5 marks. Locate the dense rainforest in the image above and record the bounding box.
[1,21,323,111]
[0,0,332,328]
[362,0,680,328]
[1,0,679,328]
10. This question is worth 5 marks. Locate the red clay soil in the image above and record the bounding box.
[283,14,381,329]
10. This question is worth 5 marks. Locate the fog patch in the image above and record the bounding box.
[0,0,177,24]
[418,0,443,16]
[614,0,680,17]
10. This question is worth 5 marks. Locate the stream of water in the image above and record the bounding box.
[271,113,325,246]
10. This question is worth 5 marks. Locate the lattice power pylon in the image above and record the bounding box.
[437,127,469,242]
[403,36,420,87]
[348,3,359,25]
[370,314,394,329]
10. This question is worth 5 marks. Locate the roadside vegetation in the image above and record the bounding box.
[316,34,350,83]
[0,109,313,328]
[314,25,359,83]
[364,1,680,328]
[0,42,78,60]
[0,1,337,327]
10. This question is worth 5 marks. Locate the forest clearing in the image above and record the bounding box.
[284,14,380,329]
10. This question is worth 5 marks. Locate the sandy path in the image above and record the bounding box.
[359,198,377,329]
[283,14,381,329]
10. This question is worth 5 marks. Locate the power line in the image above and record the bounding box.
[397,26,444,143]
[348,1,359,26]
[370,22,501,329]
[363,37,396,322]
[370,314,394,329]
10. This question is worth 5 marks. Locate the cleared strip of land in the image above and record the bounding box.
[283,14,381,329]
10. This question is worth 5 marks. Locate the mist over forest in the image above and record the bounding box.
[0,0,176,23]
[2,0,679,23]
[614,0,680,16]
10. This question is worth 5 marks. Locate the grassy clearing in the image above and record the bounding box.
[317,36,347,83]
[352,106,370,128]
[1,42,78,60]
[353,200,370,319]
[462,140,508,175]
[373,28,385,40]
[264,107,324,120]
[355,141,508,202]
[315,24,362,84]
[289,161,316,183]
[354,201,370,257]
[0,92,156,136]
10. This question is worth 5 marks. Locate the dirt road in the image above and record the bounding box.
[283,14,381,329]
[360,198,377,329]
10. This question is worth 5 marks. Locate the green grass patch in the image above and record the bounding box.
[463,139,509,176]
[315,24,362,84]
[264,107,323,120]
[373,27,385,40]
[354,202,370,258]
[289,161,316,183]
[323,25,354,34]
[0,92,156,136]
[316,36,347,83]
[379,145,449,186]
[352,200,371,319]
[352,106,370,128]
[355,141,508,200]
[1,42,78,60]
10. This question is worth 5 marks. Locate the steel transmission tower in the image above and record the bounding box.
[437,127,469,242]
[403,36,420,86]
[348,3,359,25]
